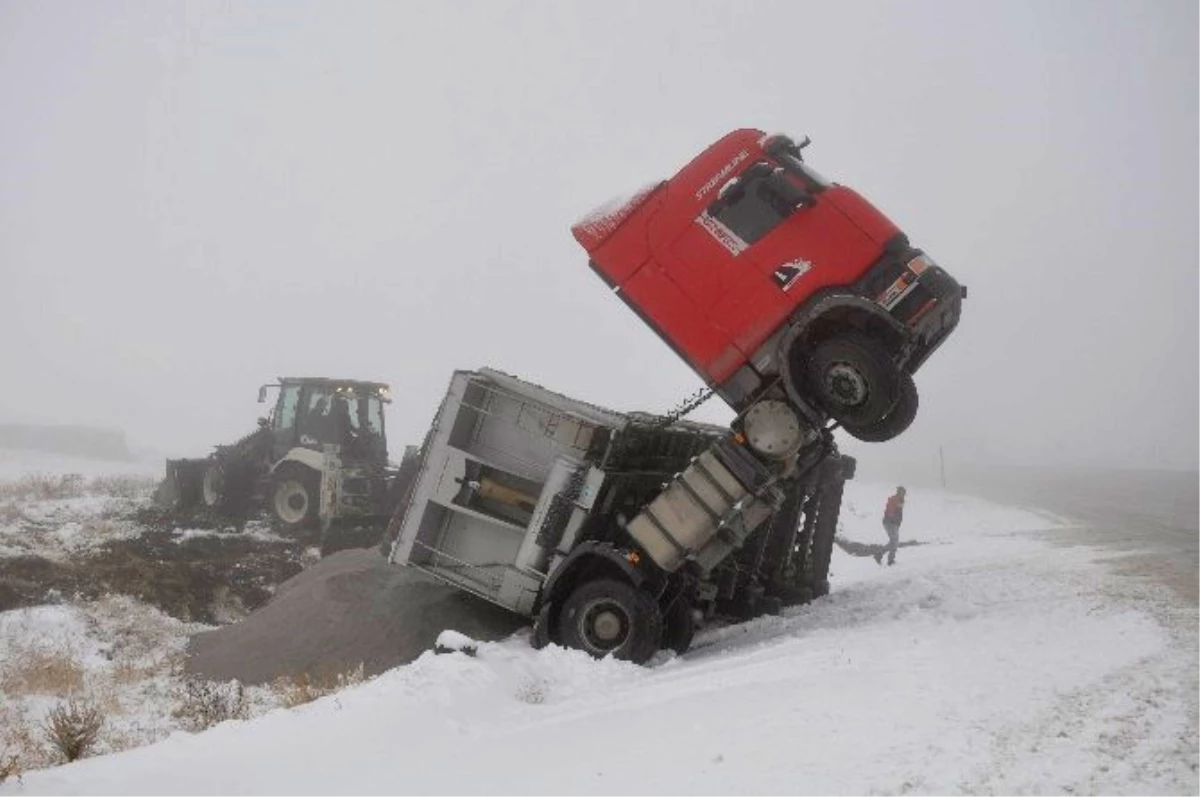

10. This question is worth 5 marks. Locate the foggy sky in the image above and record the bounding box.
[1,0,1196,472]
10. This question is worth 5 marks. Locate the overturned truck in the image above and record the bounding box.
[388,369,852,663]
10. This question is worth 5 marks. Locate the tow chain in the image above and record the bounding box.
[654,386,716,427]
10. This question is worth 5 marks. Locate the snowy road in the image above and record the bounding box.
[4,481,1197,795]
[948,466,1197,603]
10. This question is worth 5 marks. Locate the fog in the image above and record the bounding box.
[1,0,1196,473]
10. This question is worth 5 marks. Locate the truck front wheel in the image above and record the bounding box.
[558,579,662,664]
[805,333,900,429]
[842,371,918,443]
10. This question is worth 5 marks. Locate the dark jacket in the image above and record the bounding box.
[884,493,905,525]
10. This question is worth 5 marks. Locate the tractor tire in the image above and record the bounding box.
[804,333,900,428]
[661,598,695,655]
[269,466,320,533]
[557,579,663,664]
[842,371,919,443]
[201,462,227,510]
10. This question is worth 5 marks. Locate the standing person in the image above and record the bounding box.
[875,486,906,566]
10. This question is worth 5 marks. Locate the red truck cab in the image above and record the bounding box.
[572,129,963,442]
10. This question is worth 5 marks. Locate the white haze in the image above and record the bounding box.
[1,0,1196,472]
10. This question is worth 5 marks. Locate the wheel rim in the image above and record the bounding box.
[274,480,310,524]
[202,467,224,506]
[579,598,630,654]
[823,362,869,408]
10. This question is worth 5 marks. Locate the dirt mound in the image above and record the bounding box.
[184,548,527,685]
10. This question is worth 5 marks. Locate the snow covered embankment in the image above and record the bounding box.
[6,482,1197,795]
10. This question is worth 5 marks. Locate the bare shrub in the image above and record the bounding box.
[273,663,365,708]
[28,473,86,501]
[1,649,85,696]
[0,502,22,524]
[172,679,247,732]
[0,747,21,785]
[42,699,104,763]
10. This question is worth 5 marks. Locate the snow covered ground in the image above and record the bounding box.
[4,481,1195,795]
[0,450,161,482]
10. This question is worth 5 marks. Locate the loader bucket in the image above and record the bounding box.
[154,459,207,510]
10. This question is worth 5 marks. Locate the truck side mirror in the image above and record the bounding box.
[257,386,268,403]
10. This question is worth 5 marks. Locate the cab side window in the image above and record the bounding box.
[706,162,808,246]
[275,385,301,432]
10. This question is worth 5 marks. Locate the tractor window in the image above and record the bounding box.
[365,397,384,436]
[706,163,807,246]
[335,395,360,433]
[305,390,331,418]
[276,385,301,431]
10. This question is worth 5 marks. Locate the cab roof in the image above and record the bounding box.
[277,377,390,391]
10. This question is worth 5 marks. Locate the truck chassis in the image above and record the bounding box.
[388,369,852,662]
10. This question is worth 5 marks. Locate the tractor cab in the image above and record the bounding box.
[259,377,390,466]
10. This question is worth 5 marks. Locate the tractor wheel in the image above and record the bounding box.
[269,467,320,532]
[557,579,662,664]
[842,372,919,443]
[662,598,696,655]
[201,463,227,510]
[804,333,900,428]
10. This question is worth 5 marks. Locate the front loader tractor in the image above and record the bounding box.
[156,377,397,533]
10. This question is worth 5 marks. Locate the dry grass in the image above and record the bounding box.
[88,475,156,500]
[0,710,42,773]
[0,502,23,524]
[0,474,87,502]
[273,663,366,708]
[0,472,155,504]
[1,649,86,697]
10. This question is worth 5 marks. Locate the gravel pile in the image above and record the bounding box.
[185,548,526,685]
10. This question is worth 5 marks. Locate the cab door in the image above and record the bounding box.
[665,164,881,365]
[271,384,302,460]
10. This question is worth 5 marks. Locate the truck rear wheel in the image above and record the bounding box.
[662,598,695,655]
[805,333,899,428]
[804,459,846,597]
[558,579,662,664]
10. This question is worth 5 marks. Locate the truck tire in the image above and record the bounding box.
[805,333,899,428]
[804,461,845,597]
[270,466,319,532]
[557,579,662,664]
[662,598,695,654]
[842,372,918,443]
